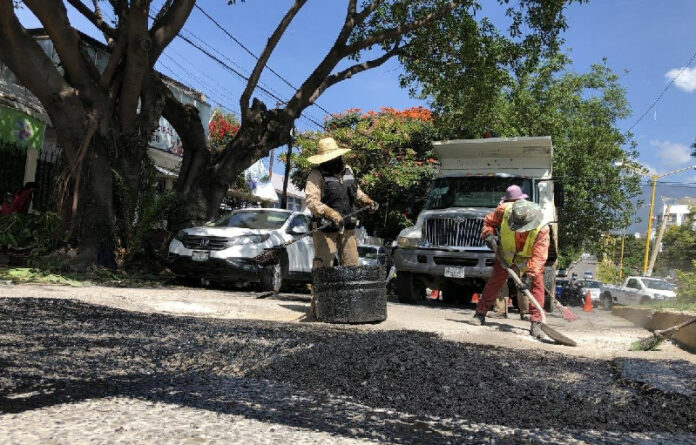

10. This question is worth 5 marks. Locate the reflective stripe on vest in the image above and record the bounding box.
[500,203,542,273]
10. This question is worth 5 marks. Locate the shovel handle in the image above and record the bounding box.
[280,206,372,248]
[493,249,546,324]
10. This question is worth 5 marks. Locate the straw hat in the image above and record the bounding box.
[307,137,351,164]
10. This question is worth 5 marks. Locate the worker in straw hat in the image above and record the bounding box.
[305,137,378,318]
[471,196,550,339]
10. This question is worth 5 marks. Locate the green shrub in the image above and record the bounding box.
[0,212,62,254]
[675,261,696,305]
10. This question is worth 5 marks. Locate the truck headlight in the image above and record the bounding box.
[397,236,420,249]
[226,234,270,247]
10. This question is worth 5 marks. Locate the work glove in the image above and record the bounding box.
[517,273,533,291]
[322,208,344,229]
[484,234,499,252]
[359,196,379,213]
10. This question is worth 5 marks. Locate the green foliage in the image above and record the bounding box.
[659,208,696,272]
[675,262,696,305]
[113,163,176,263]
[292,107,441,240]
[0,212,62,254]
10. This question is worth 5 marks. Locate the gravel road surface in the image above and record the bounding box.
[1,284,695,444]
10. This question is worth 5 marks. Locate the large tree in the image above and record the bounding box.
[0,0,578,262]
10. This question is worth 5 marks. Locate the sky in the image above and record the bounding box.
[14,0,696,233]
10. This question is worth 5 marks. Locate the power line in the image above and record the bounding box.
[627,47,696,132]
[193,4,334,117]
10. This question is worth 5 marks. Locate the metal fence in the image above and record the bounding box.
[0,140,28,196]
[33,148,63,211]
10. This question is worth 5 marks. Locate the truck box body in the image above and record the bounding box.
[393,137,558,307]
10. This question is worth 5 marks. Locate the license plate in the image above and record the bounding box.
[192,250,209,262]
[444,267,466,278]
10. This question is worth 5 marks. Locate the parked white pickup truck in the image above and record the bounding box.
[599,276,676,310]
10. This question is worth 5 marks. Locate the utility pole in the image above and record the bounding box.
[281,127,295,209]
[647,199,671,277]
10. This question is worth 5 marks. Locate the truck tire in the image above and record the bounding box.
[640,295,651,305]
[443,280,470,305]
[396,271,425,304]
[543,267,556,313]
[601,292,613,311]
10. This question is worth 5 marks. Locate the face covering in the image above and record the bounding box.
[321,156,344,175]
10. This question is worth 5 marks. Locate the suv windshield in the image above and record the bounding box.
[209,210,290,229]
[424,177,533,209]
[582,280,601,288]
[642,278,674,291]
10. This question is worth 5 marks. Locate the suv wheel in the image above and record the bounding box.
[601,293,613,311]
[259,262,282,293]
[396,271,425,304]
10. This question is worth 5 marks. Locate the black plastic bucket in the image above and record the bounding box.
[312,265,387,324]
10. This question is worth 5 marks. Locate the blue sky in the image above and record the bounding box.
[15,1,696,231]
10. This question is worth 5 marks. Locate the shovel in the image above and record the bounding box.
[494,249,577,346]
[250,206,371,265]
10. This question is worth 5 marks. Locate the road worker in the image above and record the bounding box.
[471,197,550,339]
[304,137,378,317]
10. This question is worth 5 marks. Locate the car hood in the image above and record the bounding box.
[650,289,677,299]
[183,226,274,237]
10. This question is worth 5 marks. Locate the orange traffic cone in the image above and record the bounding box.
[431,289,440,300]
[471,293,479,304]
[583,290,593,312]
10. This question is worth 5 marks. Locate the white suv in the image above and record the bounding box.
[168,208,314,292]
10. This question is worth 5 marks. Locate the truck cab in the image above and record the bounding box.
[393,137,559,309]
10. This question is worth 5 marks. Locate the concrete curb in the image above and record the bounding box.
[612,306,696,353]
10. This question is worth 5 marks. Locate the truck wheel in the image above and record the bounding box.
[443,280,470,305]
[396,271,425,304]
[543,267,556,313]
[259,262,283,293]
[640,296,651,305]
[601,293,613,311]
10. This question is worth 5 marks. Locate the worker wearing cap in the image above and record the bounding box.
[471,195,550,339]
[305,137,378,317]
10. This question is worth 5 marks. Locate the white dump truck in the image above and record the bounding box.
[393,136,561,310]
[599,276,677,310]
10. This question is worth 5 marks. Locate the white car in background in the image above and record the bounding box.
[168,208,314,292]
[580,279,602,304]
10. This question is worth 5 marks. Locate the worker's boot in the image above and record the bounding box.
[469,312,486,326]
[530,322,544,339]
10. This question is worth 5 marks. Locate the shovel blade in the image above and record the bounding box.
[541,323,577,347]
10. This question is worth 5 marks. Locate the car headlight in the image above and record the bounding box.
[397,236,420,249]
[226,234,270,247]
[174,230,186,241]
[652,293,664,300]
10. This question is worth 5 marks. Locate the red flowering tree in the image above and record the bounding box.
[292,106,442,240]
[208,108,241,151]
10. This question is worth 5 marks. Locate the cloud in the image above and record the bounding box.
[665,67,696,92]
[650,139,693,168]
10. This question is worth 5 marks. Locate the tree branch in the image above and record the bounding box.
[119,0,151,132]
[23,0,98,93]
[65,0,116,43]
[149,0,195,63]
[354,0,385,24]
[345,1,458,55]
[240,0,307,118]
[309,42,402,105]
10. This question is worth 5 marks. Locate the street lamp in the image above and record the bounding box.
[614,161,696,275]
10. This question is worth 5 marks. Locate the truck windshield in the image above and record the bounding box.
[642,278,675,291]
[424,177,533,209]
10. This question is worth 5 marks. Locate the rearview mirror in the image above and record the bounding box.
[289,226,308,236]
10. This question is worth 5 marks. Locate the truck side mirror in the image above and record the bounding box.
[554,182,565,208]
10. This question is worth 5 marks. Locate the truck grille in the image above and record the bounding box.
[181,235,229,251]
[423,217,485,248]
